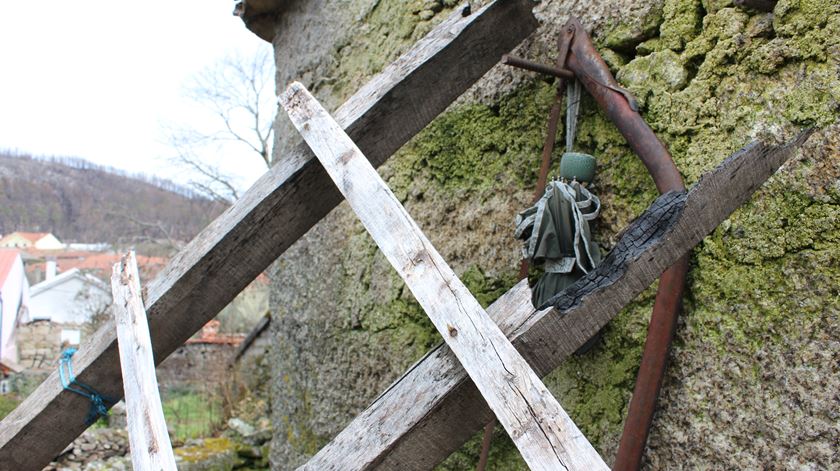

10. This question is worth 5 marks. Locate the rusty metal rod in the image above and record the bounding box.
[475,421,495,471]
[615,255,688,470]
[502,19,689,470]
[563,24,683,192]
[560,18,689,471]
[501,54,574,79]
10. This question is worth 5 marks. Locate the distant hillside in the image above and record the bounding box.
[0,152,227,245]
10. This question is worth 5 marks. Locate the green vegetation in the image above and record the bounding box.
[321,0,458,101]
[163,390,224,441]
[0,394,21,421]
[174,437,270,470]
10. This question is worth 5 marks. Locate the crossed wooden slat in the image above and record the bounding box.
[0,0,810,468]
[298,129,810,470]
[280,83,811,470]
[0,3,537,468]
[282,82,608,470]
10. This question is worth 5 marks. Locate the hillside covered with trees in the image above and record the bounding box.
[0,152,227,245]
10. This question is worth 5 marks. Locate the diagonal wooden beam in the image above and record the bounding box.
[301,131,813,470]
[0,3,538,469]
[282,82,608,470]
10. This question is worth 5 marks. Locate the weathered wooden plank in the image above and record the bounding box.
[111,252,176,471]
[302,131,813,470]
[281,82,608,471]
[0,3,538,469]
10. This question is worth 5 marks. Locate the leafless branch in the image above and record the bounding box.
[163,48,275,201]
[104,209,182,250]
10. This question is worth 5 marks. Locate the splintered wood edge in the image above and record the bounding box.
[111,252,176,470]
[279,82,312,124]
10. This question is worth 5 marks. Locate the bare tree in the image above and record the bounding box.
[165,49,275,202]
[104,208,183,251]
[166,134,244,203]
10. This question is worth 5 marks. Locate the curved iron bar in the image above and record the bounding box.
[562,17,689,471]
[500,17,689,469]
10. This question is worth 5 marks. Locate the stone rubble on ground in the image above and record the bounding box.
[42,428,129,471]
[41,415,272,471]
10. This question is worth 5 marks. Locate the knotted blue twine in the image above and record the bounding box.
[59,348,115,425]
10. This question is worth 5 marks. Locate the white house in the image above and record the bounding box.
[0,232,64,251]
[29,268,110,326]
[0,250,30,366]
[8,261,112,371]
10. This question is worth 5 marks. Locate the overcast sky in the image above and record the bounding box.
[0,0,273,193]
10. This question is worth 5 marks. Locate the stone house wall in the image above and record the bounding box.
[16,320,77,371]
[156,343,240,393]
[249,0,838,469]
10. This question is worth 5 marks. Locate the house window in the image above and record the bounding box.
[61,329,81,346]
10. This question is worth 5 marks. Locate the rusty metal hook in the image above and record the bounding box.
[499,16,689,471]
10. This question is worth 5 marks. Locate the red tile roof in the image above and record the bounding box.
[0,359,22,375]
[1,232,51,244]
[185,335,245,346]
[0,250,20,287]
[60,252,167,279]
[24,250,168,281]
[186,320,245,346]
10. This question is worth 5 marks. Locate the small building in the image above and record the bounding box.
[23,251,167,286]
[0,360,23,394]
[156,320,245,392]
[16,320,70,371]
[29,268,110,325]
[0,250,30,366]
[16,268,111,371]
[0,232,64,251]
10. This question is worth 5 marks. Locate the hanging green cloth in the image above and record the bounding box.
[515,179,601,308]
[515,79,602,308]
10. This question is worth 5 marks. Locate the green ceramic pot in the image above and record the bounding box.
[559,152,596,183]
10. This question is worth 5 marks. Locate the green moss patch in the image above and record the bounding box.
[440,0,838,467]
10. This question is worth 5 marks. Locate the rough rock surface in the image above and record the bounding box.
[261,0,839,469]
[44,428,129,471]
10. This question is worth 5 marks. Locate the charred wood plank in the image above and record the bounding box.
[302,131,813,470]
[0,3,538,469]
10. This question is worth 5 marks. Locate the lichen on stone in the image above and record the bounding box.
[267,0,839,469]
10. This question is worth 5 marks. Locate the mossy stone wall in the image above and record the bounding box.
[265,0,838,468]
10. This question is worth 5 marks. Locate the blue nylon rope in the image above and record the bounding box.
[58,348,114,425]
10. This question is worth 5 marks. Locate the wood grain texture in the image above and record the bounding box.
[112,252,176,471]
[0,3,538,469]
[301,131,813,470]
[281,82,607,471]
